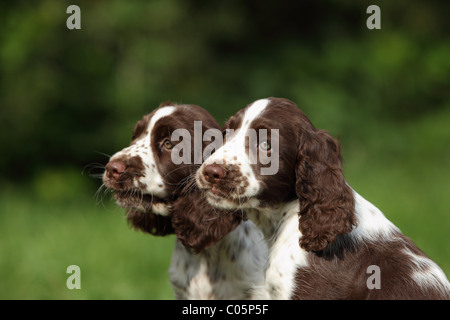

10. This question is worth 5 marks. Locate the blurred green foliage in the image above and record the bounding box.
[0,0,449,299]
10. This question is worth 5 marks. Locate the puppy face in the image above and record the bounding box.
[103,106,171,214]
[196,98,301,209]
[103,103,220,219]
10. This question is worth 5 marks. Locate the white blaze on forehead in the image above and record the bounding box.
[243,98,271,126]
[149,106,177,134]
[225,98,270,145]
[139,106,176,197]
[203,98,271,202]
[141,105,177,154]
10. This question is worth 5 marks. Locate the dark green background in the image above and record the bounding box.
[1,0,449,299]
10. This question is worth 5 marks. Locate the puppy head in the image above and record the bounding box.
[197,98,356,251]
[103,102,243,249]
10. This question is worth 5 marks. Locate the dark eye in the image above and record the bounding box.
[259,140,271,151]
[162,139,174,150]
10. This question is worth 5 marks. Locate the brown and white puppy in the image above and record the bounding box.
[197,97,450,299]
[103,102,267,299]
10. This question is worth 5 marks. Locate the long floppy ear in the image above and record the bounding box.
[171,182,243,253]
[296,129,356,252]
[126,208,174,236]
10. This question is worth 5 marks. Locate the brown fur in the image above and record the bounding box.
[295,128,356,252]
[171,180,243,252]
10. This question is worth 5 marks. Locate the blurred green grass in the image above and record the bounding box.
[0,178,175,299]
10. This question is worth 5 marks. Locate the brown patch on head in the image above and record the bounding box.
[241,98,300,205]
[224,107,245,134]
[149,104,220,196]
[131,115,151,142]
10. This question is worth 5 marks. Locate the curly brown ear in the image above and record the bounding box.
[296,129,356,252]
[171,185,243,253]
[126,209,174,236]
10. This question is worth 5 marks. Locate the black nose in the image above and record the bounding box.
[203,164,226,182]
[105,159,126,181]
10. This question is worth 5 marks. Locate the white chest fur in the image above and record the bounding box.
[246,201,307,299]
[169,220,268,300]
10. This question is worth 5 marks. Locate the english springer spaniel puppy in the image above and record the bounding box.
[197,97,450,299]
[103,102,267,299]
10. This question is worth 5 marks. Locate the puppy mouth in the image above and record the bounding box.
[196,169,259,209]
[207,185,230,198]
[201,186,257,210]
[112,190,168,213]
[204,188,230,204]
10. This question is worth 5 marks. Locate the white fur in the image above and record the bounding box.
[138,106,176,198]
[351,190,399,241]
[403,245,450,295]
[246,201,308,299]
[169,220,268,299]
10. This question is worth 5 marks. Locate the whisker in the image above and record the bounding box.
[173,171,197,196]
[83,162,107,179]
[94,151,112,159]
[94,183,111,208]
[196,188,238,222]
[136,188,149,210]
[161,164,199,187]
